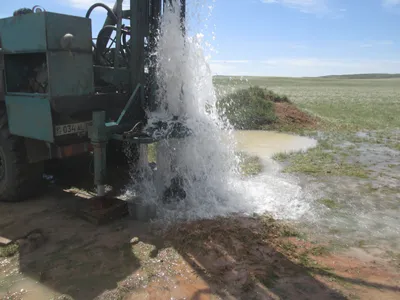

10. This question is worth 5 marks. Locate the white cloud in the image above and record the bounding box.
[379,40,394,45]
[383,0,400,6]
[210,62,241,76]
[261,58,356,67]
[289,43,308,49]
[359,40,394,48]
[65,0,110,9]
[64,0,129,9]
[261,0,329,14]
[209,58,400,77]
[211,60,250,64]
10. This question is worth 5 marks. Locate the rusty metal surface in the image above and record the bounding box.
[52,142,93,159]
[75,196,129,225]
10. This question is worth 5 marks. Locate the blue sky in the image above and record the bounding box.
[1,0,400,76]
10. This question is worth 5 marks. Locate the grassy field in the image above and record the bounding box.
[214,76,400,133]
[214,76,400,178]
[214,76,400,256]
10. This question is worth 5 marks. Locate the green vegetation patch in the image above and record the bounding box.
[272,151,296,162]
[0,243,19,257]
[147,142,157,163]
[273,141,369,178]
[390,143,400,151]
[318,198,339,209]
[237,151,263,177]
[283,147,369,178]
[214,76,400,132]
[216,86,289,130]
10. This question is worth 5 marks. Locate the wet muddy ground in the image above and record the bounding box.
[290,133,400,253]
[1,131,400,299]
[1,187,399,300]
[268,131,400,297]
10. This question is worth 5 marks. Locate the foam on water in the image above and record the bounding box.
[125,0,312,223]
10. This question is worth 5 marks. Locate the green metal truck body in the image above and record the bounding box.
[0,0,187,202]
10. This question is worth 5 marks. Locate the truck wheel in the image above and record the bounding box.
[0,109,44,202]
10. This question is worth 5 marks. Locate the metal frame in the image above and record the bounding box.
[88,0,187,196]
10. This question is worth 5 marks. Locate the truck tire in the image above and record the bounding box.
[0,107,45,202]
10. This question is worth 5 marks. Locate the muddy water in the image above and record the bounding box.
[231,130,317,220]
[0,276,57,300]
[234,130,317,163]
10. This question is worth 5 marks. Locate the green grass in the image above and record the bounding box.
[309,245,330,256]
[318,198,339,209]
[237,151,263,176]
[319,73,400,79]
[280,226,303,238]
[390,143,400,151]
[148,143,157,163]
[0,243,19,257]
[214,77,400,133]
[280,241,298,254]
[271,151,294,162]
[277,143,369,178]
[363,183,399,195]
[216,86,282,130]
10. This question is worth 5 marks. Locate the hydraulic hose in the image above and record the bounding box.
[85,3,117,23]
[85,3,118,62]
[96,25,129,65]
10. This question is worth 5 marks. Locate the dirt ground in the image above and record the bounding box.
[0,187,399,300]
[274,102,318,130]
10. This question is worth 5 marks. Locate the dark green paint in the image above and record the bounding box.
[47,52,94,96]
[45,13,92,52]
[5,94,54,142]
[0,14,47,52]
[0,12,92,53]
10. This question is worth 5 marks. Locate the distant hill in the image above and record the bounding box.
[319,73,400,79]
[213,74,400,80]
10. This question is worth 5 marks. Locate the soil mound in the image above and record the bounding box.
[216,86,318,131]
[274,102,318,129]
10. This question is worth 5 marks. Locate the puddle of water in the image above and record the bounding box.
[230,130,317,220]
[0,275,59,300]
[232,130,399,253]
[234,130,317,162]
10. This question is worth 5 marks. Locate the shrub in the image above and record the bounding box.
[263,89,291,103]
[216,86,289,130]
